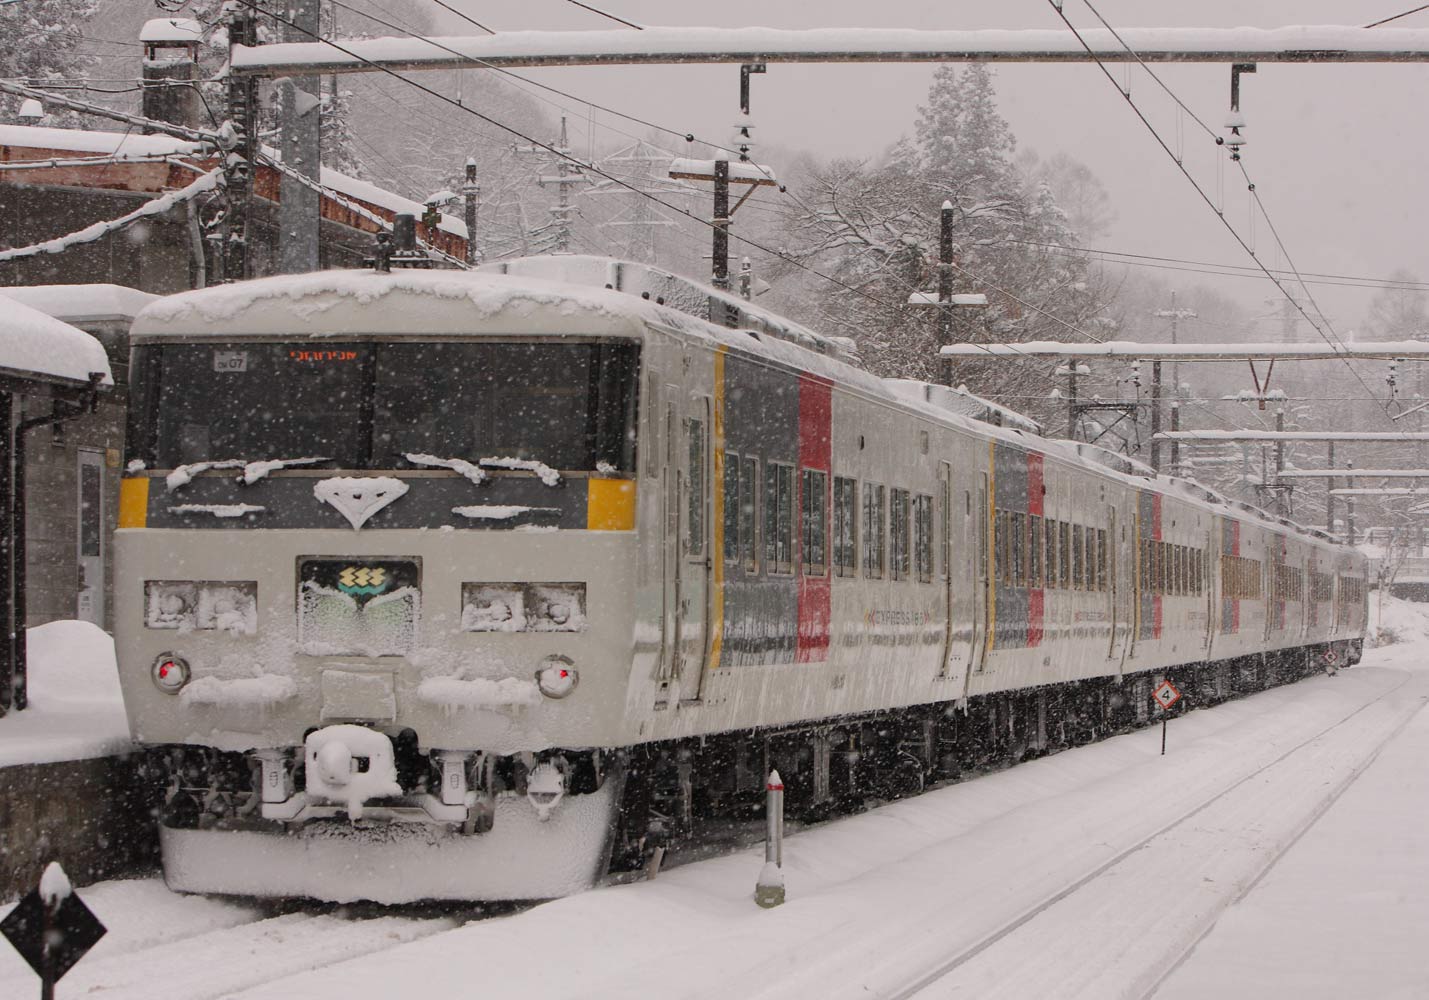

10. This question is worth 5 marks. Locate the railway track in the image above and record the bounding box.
[889,670,1429,1000]
[0,879,508,1000]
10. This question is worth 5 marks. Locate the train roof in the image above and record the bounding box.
[130,268,656,342]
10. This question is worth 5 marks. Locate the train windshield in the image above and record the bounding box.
[129,339,641,473]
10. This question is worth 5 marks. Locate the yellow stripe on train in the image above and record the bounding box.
[587,478,637,530]
[118,476,149,529]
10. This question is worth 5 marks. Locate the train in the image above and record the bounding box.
[113,254,1369,903]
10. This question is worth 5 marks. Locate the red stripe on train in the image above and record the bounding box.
[797,373,833,663]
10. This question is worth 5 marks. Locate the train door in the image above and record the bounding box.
[674,396,711,702]
[1203,528,1216,657]
[971,471,990,672]
[76,449,104,626]
[1106,504,1120,663]
[655,397,678,697]
[1129,503,1141,659]
[938,462,955,677]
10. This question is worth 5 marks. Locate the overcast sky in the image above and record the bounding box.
[444,1,1429,339]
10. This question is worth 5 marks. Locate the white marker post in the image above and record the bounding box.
[1153,679,1182,755]
[754,769,785,908]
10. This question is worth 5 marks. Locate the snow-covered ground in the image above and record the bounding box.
[0,619,130,767]
[4,598,1427,998]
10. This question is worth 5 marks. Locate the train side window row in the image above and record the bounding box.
[1141,539,1207,597]
[993,509,1107,592]
[1222,554,1264,600]
[721,452,933,582]
[1272,562,1305,603]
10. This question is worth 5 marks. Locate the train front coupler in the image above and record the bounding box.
[253,725,498,829]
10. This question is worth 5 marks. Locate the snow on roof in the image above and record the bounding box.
[0,125,465,240]
[3,283,158,324]
[0,294,114,386]
[0,123,206,158]
[140,18,202,44]
[230,24,1429,75]
[668,158,777,185]
[884,378,1043,435]
[316,163,466,240]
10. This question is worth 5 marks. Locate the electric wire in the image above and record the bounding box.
[563,0,642,30]
[234,0,1178,414]
[1050,0,1394,424]
[1365,4,1429,27]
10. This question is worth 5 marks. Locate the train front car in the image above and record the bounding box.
[114,270,645,902]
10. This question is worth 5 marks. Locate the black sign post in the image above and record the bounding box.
[0,864,106,999]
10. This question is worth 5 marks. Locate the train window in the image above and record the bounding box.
[1071,525,1084,591]
[863,483,886,579]
[723,452,740,563]
[890,489,911,581]
[833,476,858,578]
[1085,528,1096,591]
[1097,529,1108,592]
[687,418,705,556]
[1029,515,1043,588]
[1045,518,1058,589]
[764,464,793,575]
[741,456,759,572]
[1059,521,1071,589]
[802,470,828,577]
[915,494,934,583]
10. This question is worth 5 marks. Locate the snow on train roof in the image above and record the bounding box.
[0,293,114,386]
[132,268,655,339]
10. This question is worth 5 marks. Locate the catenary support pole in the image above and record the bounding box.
[0,390,10,718]
[1327,441,1335,533]
[1150,360,1163,472]
[278,0,322,274]
[1066,365,1078,440]
[712,157,730,292]
[938,200,955,386]
[463,157,480,265]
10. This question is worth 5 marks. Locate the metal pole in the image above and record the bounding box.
[1274,407,1286,515]
[1170,402,1180,477]
[754,769,785,907]
[225,7,259,282]
[712,158,730,292]
[938,199,955,386]
[1326,441,1335,534]
[0,390,10,718]
[1161,715,1167,755]
[463,157,480,265]
[1150,360,1163,472]
[1067,365,1078,440]
[1346,461,1356,543]
[11,408,27,711]
[278,0,323,275]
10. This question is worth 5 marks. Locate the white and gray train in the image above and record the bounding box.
[113,257,1368,902]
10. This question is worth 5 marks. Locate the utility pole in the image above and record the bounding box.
[462,157,480,265]
[937,200,955,385]
[517,116,588,253]
[1326,440,1336,533]
[277,0,322,274]
[1274,406,1286,515]
[1154,292,1197,472]
[712,157,730,291]
[1150,360,1163,472]
[223,5,259,282]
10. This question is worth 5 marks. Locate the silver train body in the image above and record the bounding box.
[114,259,1369,902]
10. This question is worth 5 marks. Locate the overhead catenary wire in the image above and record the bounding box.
[234,0,1171,411]
[562,0,643,31]
[1365,4,1429,28]
[1048,0,1395,424]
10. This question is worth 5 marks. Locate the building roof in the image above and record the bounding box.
[0,295,114,387]
[3,283,159,325]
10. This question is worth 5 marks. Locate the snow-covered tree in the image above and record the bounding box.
[0,0,100,120]
[769,64,1118,431]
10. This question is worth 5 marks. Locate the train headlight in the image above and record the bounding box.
[151,653,190,694]
[145,581,257,634]
[535,656,578,699]
[526,583,586,633]
[460,583,585,633]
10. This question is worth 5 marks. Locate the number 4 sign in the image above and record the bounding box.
[1153,680,1181,711]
